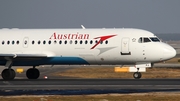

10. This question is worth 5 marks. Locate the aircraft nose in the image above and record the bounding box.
[163,44,176,60]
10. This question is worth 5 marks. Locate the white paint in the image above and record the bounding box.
[0,28,176,66]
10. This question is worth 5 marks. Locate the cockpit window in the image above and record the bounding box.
[144,38,151,42]
[150,37,160,42]
[138,37,151,43]
[138,37,143,43]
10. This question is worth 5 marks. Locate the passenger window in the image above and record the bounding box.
[59,40,62,44]
[70,40,72,44]
[105,40,108,44]
[85,40,88,44]
[48,40,51,44]
[100,41,103,44]
[64,40,67,44]
[38,41,41,44]
[80,40,83,44]
[7,41,10,44]
[12,41,15,44]
[2,41,4,45]
[90,40,93,44]
[54,40,57,44]
[17,41,19,44]
[32,41,35,44]
[43,40,46,44]
[24,40,27,45]
[75,40,77,44]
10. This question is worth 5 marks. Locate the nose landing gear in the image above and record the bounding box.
[133,68,142,79]
[133,72,142,79]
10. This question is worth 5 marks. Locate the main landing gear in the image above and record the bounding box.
[26,66,40,79]
[133,68,142,79]
[1,61,15,80]
[1,69,16,80]
[1,62,40,80]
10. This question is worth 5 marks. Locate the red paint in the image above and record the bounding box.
[91,35,116,49]
[50,32,89,40]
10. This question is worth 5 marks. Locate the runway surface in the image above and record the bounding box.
[0,79,180,95]
[1,79,180,90]
[0,64,180,95]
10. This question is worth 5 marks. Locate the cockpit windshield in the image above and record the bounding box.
[150,37,160,42]
[138,37,160,43]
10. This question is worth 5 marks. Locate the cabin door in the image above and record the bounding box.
[23,37,29,48]
[121,37,131,55]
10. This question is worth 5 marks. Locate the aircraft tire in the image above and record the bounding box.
[133,72,142,79]
[1,69,16,80]
[26,68,40,79]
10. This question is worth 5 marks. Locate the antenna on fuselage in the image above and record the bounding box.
[81,25,85,29]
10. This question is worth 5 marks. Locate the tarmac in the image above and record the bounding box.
[0,79,180,90]
[0,65,180,95]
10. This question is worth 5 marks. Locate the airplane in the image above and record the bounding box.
[0,28,176,80]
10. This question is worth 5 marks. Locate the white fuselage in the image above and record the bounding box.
[0,28,176,66]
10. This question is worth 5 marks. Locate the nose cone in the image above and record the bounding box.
[163,44,176,60]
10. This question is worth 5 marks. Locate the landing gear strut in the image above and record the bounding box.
[1,60,16,80]
[133,68,142,79]
[1,59,40,80]
[26,66,40,79]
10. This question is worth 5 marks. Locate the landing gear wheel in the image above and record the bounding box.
[133,72,142,79]
[1,69,16,80]
[26,68,40,79]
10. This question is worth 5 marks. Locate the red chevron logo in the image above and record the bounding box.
[91,34,117,49]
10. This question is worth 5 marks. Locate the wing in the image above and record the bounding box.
[0,53,47,61]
